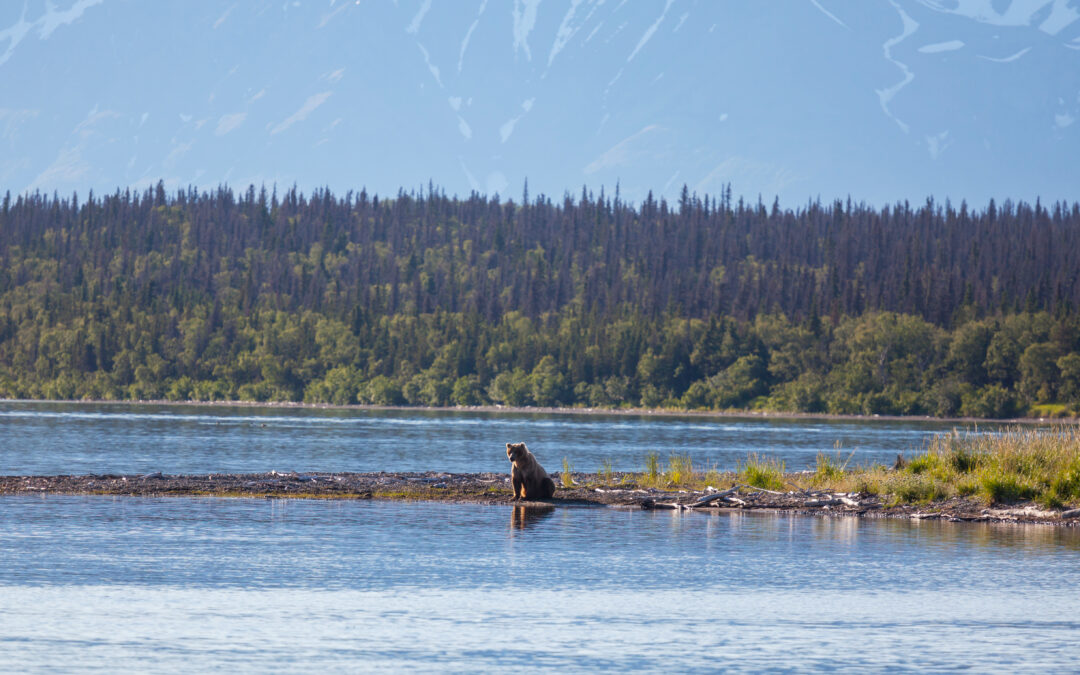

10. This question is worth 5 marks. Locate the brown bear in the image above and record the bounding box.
[506,442,556,500]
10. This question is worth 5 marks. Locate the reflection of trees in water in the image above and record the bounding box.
[511,504,556,530]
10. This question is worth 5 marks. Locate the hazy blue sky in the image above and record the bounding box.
[1,0,1078,207]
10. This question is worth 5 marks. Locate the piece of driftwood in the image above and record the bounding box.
[653,502,680,510]
[804,496,864,508]
[741,484,787,495]
[1061,508,1080,519]
[723,495,747,506]
[641,498,689,510]
[690,487,739,506]
[805,498,842,507]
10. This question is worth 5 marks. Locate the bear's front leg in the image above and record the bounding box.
[512,474,523,500]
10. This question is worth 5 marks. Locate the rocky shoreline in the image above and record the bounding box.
[3,471,1078,526]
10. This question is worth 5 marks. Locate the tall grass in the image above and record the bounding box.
[561,456,575,488]
[637,452,703,488]
[600,458,615,486]
[703,461,723,488]
[812,448,854,486]
[883,427,1080,506]
[666,454,695,485]
[737,453,786,491]
[611,427,1079,508]
[643,451,661,486]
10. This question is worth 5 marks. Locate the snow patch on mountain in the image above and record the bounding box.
[458,1,487,72]
[584,125,660,174]
[213,5,235,30]
[877,0,920,133]
[808,0,849,29]
[926,130,951,159]
[417,44,443,88]
[0,0,104,67]
[919,40,964,53]
[513,0,541,61]
[499,100,535,143]
[459,157,481,191]
[627,0,674,62]
[695,156,801,198]
[978,47,1032,62]
[215,113,246,136]
[548,0,586,68]
[914,0,1080,37]
[270,92,332,135]
[406,0,431,34]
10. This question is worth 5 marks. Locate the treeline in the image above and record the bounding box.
[1,183,1079,417]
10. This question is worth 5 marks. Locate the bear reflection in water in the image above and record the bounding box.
[511,504,556,530]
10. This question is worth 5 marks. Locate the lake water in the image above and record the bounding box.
[2,401,1077,671]
[0,400,1007,475]
[1,496,1078,671]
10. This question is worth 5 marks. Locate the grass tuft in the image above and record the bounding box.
[979,469,1037,504]
[600,458,615,486]
[703,461,723,488]
[812,449,853,486]
[890,473,949,504]
[666,454,695,486]
[738,453,786,491]
[561,456,575,488]
[643,451,661,487]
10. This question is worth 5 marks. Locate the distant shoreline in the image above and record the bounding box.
[1,397,1076,426]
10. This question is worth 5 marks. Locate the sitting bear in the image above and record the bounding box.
[506,442,556,500]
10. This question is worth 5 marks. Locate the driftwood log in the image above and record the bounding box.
[740,484,787,495]
[690,487,739,506]
[805,496,863,507]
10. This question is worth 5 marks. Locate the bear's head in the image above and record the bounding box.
[506,442,528,463]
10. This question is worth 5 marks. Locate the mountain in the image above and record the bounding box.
[1,0,1078,207]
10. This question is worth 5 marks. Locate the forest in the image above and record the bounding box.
[1,181,1079,418]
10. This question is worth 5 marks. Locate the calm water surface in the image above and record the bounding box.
[0,400,1009,475]
[1,496,1078,671]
